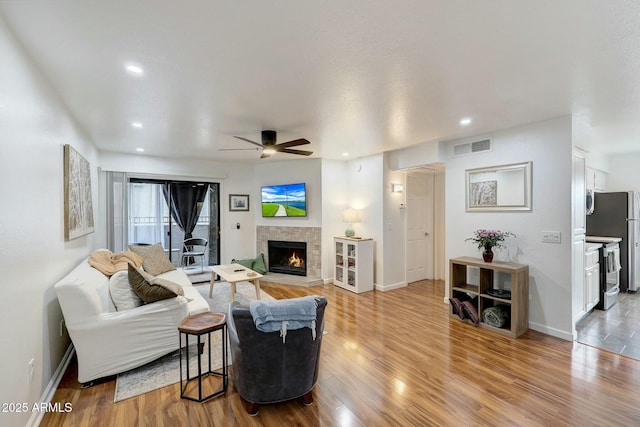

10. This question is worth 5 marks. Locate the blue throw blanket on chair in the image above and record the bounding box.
[249,296,318,342]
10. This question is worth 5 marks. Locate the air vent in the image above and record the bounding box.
[453,138,492,157]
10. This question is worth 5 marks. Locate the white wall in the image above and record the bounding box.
[98,152,256,264]
[0,17,99,427]
[347,155,384,285]
[606,152,640,192]
[388,140,443,169]
[382,153,407,289]
[321,160,349,280]
[445,117,574,339]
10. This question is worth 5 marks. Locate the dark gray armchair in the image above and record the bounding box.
[227,296,327,415]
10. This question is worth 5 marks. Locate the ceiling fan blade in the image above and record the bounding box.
[277,138,311,148]
[260,152,272,159]
[233,136,264,148]
[279,148,313,156]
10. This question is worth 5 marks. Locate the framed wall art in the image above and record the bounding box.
[64,144,95,240]
[229,194,250,211]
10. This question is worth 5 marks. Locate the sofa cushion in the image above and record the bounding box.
[156,269,210,315]
[109,270,143,311]
[128,243,176,276]
[128,265,183,304]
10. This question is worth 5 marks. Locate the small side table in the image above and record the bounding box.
[210,263,263,301]
[178,312,228,402]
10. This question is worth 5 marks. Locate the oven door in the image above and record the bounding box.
[603,245,621,309]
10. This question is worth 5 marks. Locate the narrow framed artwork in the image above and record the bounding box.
[229,194,250,211]
[64,144,95,240]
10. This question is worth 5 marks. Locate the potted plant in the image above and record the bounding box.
[466,229,515,262]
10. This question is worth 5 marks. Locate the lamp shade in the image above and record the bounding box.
[343,209,361,223]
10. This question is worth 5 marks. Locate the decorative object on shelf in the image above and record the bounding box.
[343,208,361,237]
[486,289,512,299]
[482,305,510,328]
[482,246,494,262]
[466,229,515,263]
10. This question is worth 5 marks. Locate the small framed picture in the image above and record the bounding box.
[229,194,250,211]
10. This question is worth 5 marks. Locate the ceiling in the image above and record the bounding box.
[2,1,640,162]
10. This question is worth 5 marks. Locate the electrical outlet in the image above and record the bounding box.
[542,231,562,243]
[28,358,34,383]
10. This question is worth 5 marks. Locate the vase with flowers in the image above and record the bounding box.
[466,229,515,263]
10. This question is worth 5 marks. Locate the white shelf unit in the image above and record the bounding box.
[334,237,374,293]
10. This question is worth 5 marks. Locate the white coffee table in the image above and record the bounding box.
[209,263,263,301]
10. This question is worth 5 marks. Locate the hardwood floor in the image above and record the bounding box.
[42,281,640,426]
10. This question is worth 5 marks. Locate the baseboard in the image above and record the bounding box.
[375,281,407,292]
[322,278,333,285]
[27,344,75,427]
[528,322,573,341]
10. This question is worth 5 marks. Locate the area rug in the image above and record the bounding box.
[113,282,275,402]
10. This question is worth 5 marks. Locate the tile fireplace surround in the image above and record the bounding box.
[256,226,321,280]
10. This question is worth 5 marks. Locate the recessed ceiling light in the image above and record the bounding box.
[342,152,349,157]
[125,64,144,75]
[136,148,144,152]
[460,117,472,126]
[131,122,143,128]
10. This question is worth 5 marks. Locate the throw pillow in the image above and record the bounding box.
[232,258,254,270]
[128,243,176,276]
[252,253,267,274]
[231,254,268,274]
[109,270,143,311]
[128,265,183,304]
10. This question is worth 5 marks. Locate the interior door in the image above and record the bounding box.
[406,173,434,283]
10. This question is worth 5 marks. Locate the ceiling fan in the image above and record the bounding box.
[221,130,313,159]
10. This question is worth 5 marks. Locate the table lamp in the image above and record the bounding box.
[343,209,361,237]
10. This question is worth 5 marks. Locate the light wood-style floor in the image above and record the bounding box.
[42,280,640,426]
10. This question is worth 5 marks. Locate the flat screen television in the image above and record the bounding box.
[261,183,307,217]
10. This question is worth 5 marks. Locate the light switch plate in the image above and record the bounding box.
[542,231,562,243]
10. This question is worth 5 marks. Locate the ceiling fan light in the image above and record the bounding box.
[262,148,276,155]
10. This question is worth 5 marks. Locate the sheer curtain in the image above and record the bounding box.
[105,171,128,252]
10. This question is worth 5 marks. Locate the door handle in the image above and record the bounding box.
[425,232,429,236]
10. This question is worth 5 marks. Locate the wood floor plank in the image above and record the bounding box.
[40,280,640,426]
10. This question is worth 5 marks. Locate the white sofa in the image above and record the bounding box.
[54,256,209,384]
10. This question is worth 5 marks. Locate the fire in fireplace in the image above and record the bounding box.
[268,240,307,276]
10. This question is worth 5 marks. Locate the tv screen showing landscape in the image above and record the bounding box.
[261,183,307,217]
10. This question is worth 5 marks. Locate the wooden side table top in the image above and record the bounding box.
[178,312,226,335]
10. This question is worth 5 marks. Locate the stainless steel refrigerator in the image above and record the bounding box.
[586,191,640,292]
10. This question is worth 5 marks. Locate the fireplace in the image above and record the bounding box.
[268,240,307,276]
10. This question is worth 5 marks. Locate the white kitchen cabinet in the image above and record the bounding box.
[334,237,374,293]
[585,244,601,313]
[586,167,607,192]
